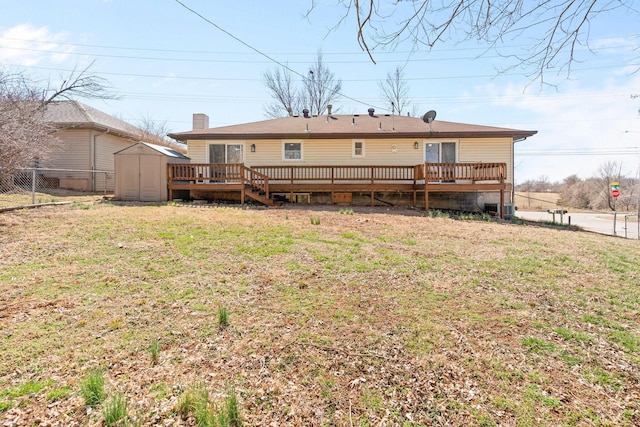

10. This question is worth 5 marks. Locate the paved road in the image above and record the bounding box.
[516,211,640,239]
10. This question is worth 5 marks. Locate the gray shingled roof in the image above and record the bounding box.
[43,100,143,139]
[168,112,537,141]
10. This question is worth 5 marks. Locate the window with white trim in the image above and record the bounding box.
[283,141,302,160]
[352,140,365,158]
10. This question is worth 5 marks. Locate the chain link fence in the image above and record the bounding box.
[0,168,114,209]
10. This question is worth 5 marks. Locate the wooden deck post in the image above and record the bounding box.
[500,188,504,219]
[167,164,173,201]
[371,166,374,206]
[424,185,429,211]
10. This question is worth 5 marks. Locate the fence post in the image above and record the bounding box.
[31,169,36,204]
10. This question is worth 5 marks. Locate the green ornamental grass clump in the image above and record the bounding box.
[102,392,128,426]
[80,371,105,407]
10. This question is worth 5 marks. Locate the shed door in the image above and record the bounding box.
[119,155,140,200]
[139,155,162,201]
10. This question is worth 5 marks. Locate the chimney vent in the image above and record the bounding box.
[368,108,375,117]
[327,104,332,115]
[303,108,310,118]
[192,113,209,130]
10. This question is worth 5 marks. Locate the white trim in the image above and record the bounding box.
[282,140,303,161]
[352,139,365,158]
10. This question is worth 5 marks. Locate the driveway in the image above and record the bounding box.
[516,211,640,239]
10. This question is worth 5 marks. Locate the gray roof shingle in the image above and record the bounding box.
[43,100,142,139]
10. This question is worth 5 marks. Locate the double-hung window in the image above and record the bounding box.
[352,140,365,158]
[283,142,302,160]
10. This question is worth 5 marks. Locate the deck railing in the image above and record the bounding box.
[168,162,506,186]
[251,165,416,183]
[170,163,244,182]
[416,163,505,182]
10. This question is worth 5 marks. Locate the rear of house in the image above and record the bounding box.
[168,110,536,214]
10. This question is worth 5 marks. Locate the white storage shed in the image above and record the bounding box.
[115,142,190,202]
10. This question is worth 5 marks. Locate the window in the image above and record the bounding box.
[425,141,456,163]
[352,140,365,158]
[283,142,302,160]
[425,141,457,182]
[209,143,243,163]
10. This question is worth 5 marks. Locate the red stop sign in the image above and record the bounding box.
[612,189,620,198]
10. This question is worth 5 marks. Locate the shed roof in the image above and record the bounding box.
[168,113,537,141]
[114,142,190,159]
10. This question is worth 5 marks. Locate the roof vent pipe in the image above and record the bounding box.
[303,108,310,118]
[368,108,375,117]
[327,104,332,115]
[352,117,355,125]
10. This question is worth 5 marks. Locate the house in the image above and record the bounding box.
[167,109,536,215]
[41,101,183,192]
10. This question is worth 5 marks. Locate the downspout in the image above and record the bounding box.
[512,136,528,205]
[92,127,112,192]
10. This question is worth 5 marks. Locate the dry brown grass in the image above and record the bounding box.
[0,201,639,426]
[514,192,564,211]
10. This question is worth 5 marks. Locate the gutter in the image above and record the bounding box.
[168,131,539,142]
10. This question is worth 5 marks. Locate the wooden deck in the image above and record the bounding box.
[167,163,507,216]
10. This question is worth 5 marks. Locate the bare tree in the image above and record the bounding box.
[597,161,624,211]
[305,51,342,116]
[308,1,638,82]
[559,175,592,209]
[263,52,342,117]
[263,66,302,118]
[379,66,411,114]
[134,113,186,152]
[0,72,57,183]
[0,64,118,186]
[44,61,118,105]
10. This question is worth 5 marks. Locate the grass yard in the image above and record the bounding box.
[514,192,564,211]
[0,201,639,426]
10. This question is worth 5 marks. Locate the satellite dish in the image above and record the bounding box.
[422,110,437,132]
[422,110,437,124]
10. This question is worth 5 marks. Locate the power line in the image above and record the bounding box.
[517,147,640,156]
[2,42,638,67]
[171,0,385,111]
[2,32,637,58]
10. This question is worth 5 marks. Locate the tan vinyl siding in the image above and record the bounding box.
[47,130,91,169]
[187,140,208,163]
[94,133,131,172]
[94,133,134,191]
[458,137,513,183]
[188,137,514,182]
[194,138,425,166]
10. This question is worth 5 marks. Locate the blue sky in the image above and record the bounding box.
[1,0,639,184]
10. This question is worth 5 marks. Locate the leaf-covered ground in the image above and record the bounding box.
[1,202,639,426]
